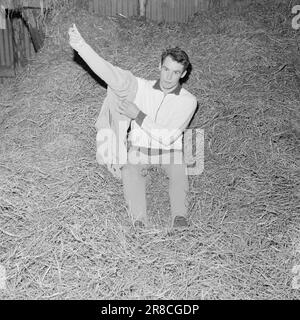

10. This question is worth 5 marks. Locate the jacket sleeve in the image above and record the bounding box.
[135,97,197,146]
[75,41,137,95]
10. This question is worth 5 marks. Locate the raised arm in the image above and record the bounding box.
[68,24,135,94]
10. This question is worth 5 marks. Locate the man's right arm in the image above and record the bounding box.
[69,24,135,94]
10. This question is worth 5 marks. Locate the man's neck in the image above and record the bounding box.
[153,80,182,95]
[159,82,180,95]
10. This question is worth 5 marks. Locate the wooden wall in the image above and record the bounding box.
[88,0,233,22]
[0,14,35,82]
[88,0,138,17]
[0,19,13,68]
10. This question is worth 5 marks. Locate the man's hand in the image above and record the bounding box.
[68,24,85,51]
[117,100,140,119]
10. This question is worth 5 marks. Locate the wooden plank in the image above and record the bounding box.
[197,0,202,10]
[125,0,132,17]
[186,0,190,22]
[98,0,104,15]
[7,16,14,66]
[190,0,196,20]
[19,19,25,66]
[112,0,117,16]
[127,0,131,16]
[117,0,122,16]
[162,0,169,22]
[178,0,184,23]
[175,0,179,22]
[102,0,108,16]
[17,19,23,67]
[124,0,128,16]
[3,21,11,65]
[145,0,150,20]
[23,20,30,62]
[88,0,93,13]
[116,0,120,15]
[174,0,178,22]
[174,0,179,23]
[167,0,172,22]
[149,0,153,21]
[127,0,136,17]
[122,0,126,16]
[180,0,185,23]
[109,0,113,16]
[191,0,195,21]
[160,0,165,22]
[128,0,133,17]
[157,0,163,22]
[102,0,107,15]
[100,0,106,15]
[182,0,186,21]
[93,0,99,14]
[2,27,7,65]
[0,30,5,65]
[178,0,183,23]
[24,22,30,60]
[149,0,152,21]
[156,0,165,21]
[185,0,190,22]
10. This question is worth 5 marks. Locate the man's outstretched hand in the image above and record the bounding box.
[68,24,85,51]
[117,100,140,120]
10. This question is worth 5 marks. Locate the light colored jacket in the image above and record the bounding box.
[131,77,197,151]
[75,42,137,179]
[75,42,197,164]
[95,69,137,167]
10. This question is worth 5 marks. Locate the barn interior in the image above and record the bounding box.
[0,0,299,300]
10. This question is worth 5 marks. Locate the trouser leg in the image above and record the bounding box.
[162,163,189,218]
[121,163,148,223]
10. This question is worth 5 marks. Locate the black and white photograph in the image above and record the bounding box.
[0,0,299,306]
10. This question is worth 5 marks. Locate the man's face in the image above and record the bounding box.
[159,56,187,92]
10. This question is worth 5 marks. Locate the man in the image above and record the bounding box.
[68,24,197,229]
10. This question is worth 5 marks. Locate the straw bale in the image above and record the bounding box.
[0,0,299,299]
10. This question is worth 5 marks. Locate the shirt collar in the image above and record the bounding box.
[153,80,182,95]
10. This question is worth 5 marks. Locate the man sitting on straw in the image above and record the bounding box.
[68,24,197,229]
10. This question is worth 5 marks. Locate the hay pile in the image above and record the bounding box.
[0,0,299,299]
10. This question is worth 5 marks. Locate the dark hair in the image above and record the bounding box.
[161,47,192,83]
[161,47,191,72]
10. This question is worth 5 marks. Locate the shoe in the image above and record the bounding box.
[173,216,188,228]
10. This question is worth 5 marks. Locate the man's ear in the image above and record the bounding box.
[180,70,187,79]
